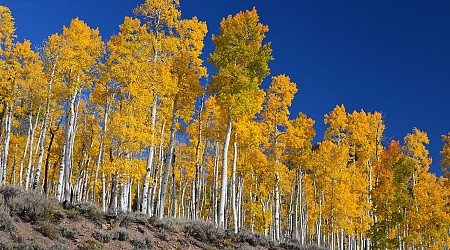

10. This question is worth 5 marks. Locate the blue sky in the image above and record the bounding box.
[2,0,449,175]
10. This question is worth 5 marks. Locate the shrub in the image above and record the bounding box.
[77,239,104,250]
[0,235,13,250]
[49,244,68,250]
[0,186,23,206]
[131,236,153,250]
[184,220,226,246]
[110,227,130,241]
[17,242,45,250]
[0,210,14,231]
[280,241,326,250]
[60,226,78,240]
[92,230,111,243]
[118,212,148,227]
[236,229,271,247]
[72,202,104,221]
[9,192,62,223]
[150,217,182,233]
[35,222,60,240]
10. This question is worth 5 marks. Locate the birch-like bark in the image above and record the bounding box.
[25,109,40,190]
[57,89,78,201]
[158,98,178,218]
[212,142,220,224]
[274,172,281,241]
[231,138,238,233]
[19,114,32,188]
[44,125,56,195]
[33,64,56,190]
[108,172,118,215]
[193,96,204,220]
[0,107,12,186]
[141,97,157,214]
[218,114,232,228]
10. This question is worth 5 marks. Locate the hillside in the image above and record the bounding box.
[0,186,321,250]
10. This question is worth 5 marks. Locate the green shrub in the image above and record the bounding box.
[49,244,68,250]
[110,227,130,241]
[17,242,45,250]
[150,217,182,233]
[77,239,104,250]
[9,192,62,223]
[92,230,111,243]
[184,220,226,246]
[236,229,271,247]
[118,212,148,227]
[72,202,104,221]
[131,236,153,250]
[0,186,23,206]
[0,235,13,250]
[280,241,326,250]
[60,226,78,240]
[35,221,60,240]
[0,210,14,231]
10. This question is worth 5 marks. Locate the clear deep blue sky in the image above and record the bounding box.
[2,0,449,175]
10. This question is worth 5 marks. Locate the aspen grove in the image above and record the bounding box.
[1,2,450,249]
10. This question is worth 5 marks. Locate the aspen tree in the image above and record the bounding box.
[209,8,272,229]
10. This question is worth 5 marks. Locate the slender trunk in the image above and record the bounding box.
[44,126,55,194]
[231,137,238,233]
[142,97,157,214]
[158,98,178,218]
[25,109,40,190]
[0,106,12,186]
[10,145,18,185]
[19,114,32,188]
[34,64,56,190]
[108,172,118,215]
[93,104,109,203]
[212,142,220,224]
[274,172,281,241]
[218,114,232,228]
[57,90,78,201]
[101,172,106,212]
[193,96,204,220]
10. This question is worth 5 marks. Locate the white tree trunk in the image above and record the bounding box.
[25,109,40,190]
[141,98,157,214]
[274,172,281,241]
[231,138,238,233]
[0,107,12,186]
[19,114,32,188]
[218,114,232,229]
[158,98,178,218]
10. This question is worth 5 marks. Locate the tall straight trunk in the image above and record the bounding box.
[231,138,238,233]
[158,98,178,218]
[212,142,220,224]
[108,172,118,215]
[274,172,281,241]
[33,63,56,191]
[292,168,301,240]
[101,172,106,212]
[93,103,109,203]
[141,98,157,214]
[10,145,18,185]
[193,96,204,220]
[0,106,12,186]
[171,155,177,217]
[25,109,40,190]
[19,114,32,188]
[218,114,232,228]
[57,90,78,201]
[44,126,55,194]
